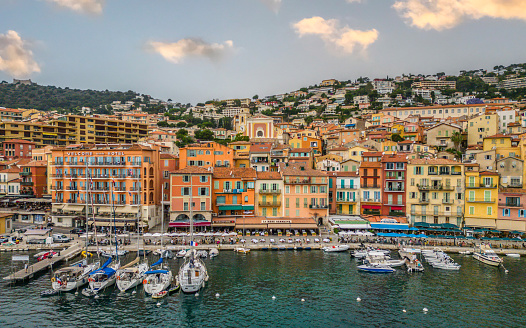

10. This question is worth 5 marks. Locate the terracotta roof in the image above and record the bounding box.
[173,167,211,174]
[328,147,348,151]
[479,171,500,176]
[213,167,257,179]
[160,153,176,159]
[21,160,47,167]
[250,144,272,153]
[334,171,359,177]
[484,134,512,139]
[363,152,383,157]
[363,215,408,224]
[360,162,382,168]
[279,163,327,177]
[290,148,313,153]
[0,168,21,173]
[256,171,282,180]
[381,154,408,163]
[2,139,35,144]
[408,158,462,165]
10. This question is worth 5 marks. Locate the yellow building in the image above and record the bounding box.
[380,140,398,154]
[407,159,464,227]
[467,113,499,146]
[0,213,13,234]
[483,134,520,160]
[335,172,360,215]
[347,146,369,162]
[229,141,251,168]
[464,170,500,228]
[288,136,322,155]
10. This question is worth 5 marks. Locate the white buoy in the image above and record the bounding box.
[272,296,276,300]
[75,291,78,295]
[423,308,428,313]
[132,290,137,294]
[215,293,220,298]
[505,269,509,273]
[156,302,161,306]
[94,295,99,299]
[301,298,305,302]
[403,309,407,313]
[356,297,361,302]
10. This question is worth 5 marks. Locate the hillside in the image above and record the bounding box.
[0,82,140,111]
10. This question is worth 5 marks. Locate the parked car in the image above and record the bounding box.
[52,234,71,243]
[47,222,55,227]
[27,238,46,244]
[70,228,85,234]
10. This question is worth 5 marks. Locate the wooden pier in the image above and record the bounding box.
[3,243,83,283]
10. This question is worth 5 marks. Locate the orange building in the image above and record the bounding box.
[179,141,234,170]
[20,160,47,198]
[169,167,213,229]
[50,144,162,229]
[280,163,329,225]
[211,167,256,229]
[160,153,179,205]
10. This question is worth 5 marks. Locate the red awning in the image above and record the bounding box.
[390,206,404,211]
[362,205,381,210]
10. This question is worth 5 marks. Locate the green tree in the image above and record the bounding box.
[252,95,259,100]
[195,129,214,141]
[451,131,463,151]
[176,121,187,128]
[234,99,241,106]
[391,133,405,142]
[233,133,249,142]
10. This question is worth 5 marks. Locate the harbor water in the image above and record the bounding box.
[1,250,526,327]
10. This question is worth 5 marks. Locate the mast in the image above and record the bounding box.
[85,159,89,263]
[112,176,118,262]
[190,173,193,248]
[161,176,164,253]
[136,169,140,258]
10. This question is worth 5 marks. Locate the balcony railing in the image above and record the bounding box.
[363,209,380,215]
[442,198,454,204]
[287,179,310,184]
[418,198,430,204]
[336,198,357,203]
[20,181,33,186]
[466,198,495,203]
[309,204,329,209]
[384,188,404,192]
[388,211,405,216]
[362,184,380,188]
[466,184,498,188]
[259,189,281,194]
[362,199,381,203]
[498,202,521,207]
[20,171,31,176]
[338,185,359,189]
[258,200,281,207]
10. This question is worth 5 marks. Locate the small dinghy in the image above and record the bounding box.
[459,250,472,255]
[152,291,168,299]
[40,289,60,297]
[506,253,520,258]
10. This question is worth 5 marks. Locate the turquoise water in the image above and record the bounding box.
[1,250,525,327]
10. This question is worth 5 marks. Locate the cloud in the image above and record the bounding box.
[148,38,235,64]
[0,30,41,78]
[259,0,282,13]
[46,0,105,15]
[293,16,378,55]
[393,0,526,31]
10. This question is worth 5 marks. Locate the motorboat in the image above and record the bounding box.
[177,250,209,294]
[234,247,250,253]
[154,249,174,259]
[37,251,57,262]
[143,257,173,295]
[176,249,187,258]
[352,248,390,259]
[506,253,520,258]
[357,263,395,273]
[323,245,350,253]
[51,259,100,292]
[116,258,149,292]
[406,258,424,272]
[366,251,404,268]
[82,258,119,296]
[431,261,460,270]
[196,250,208,258]
[473,244,503,267]
[459,250,472,255]
[100,249,128,258]
[209,248,219,258]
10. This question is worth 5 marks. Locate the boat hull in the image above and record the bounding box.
[357,265,395,273]
[52,277,88,292]
[143,272,173,295]
[473,253,502,267]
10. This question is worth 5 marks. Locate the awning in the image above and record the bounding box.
[91,221,129,227]
[338,224,371,230]
[362,205,381,210]
[235,224,265,229]
[390,206,404,211]
[218,205,243,210]
[267,223,318,230]
[371,223,409,230]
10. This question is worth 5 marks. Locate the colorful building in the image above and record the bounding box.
[464,170,499,229]
[498,188,526,232]
[179,141,234,170]
[381,154,408,217]
[359,152,383,216]
[2,139,35,160]
[335,172,360,215]
[255,171,283,218]
[20,160,48,198]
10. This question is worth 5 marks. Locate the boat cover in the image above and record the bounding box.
[144,270,169,275]
[89,266,116,276]
[151,257,163,267]
[101,257,112,269]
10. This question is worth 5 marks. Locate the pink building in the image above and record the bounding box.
[498,188,526,232]
[2,139,35,160]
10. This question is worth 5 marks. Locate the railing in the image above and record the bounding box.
[417,184,453,191]
[384,188,404,192]
[363,209,380,215]
[451,172,462,175]
[428,171,438,175]
[309,204,329,209]
[287,179,310,184]
[20,181,33,186]
[466,198,495,203]
[336,198,357,203]
[442,199,454,204]
[258,200,281,206]
[259,189,281,194]
[362,184,380,188]
[20,171,31,176]
[66,186,78,190]
[439,171,451,175]
[388,211,405,216]
[218,189,246,194]
[251,159,269,164]
[466,184,498,188]
[338,185,359,189]
[362,199,381,203]
[498,202,521,207]
[418,198,430,204]
[385,175,404,180]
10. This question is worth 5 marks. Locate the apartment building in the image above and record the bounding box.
[179,142,234,170]
[467,113,499,146]
[381,154,407,217]
[335,172,360,215]
[464,170,499,229]
[249,143,271,172]
[20,160,48,198]
[360,152,382,216]
[169,167,213,227]
[498,188,526,232]
[0,108,23,121]
[407,159,464,227]
[500,77,526,90]
[2,139,35,159]
[50,144,162,228]
[255,171,283,218]
[411,80,456,89]
[381,104,513,120]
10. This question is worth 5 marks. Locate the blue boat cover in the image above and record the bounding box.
[89,266,116,276]
[145,270,169,275]
[151,257,163,267]
[371,223,409,230]
[101,257,112,269]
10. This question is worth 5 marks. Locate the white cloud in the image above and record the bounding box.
[46,0,105,15]
[259,0,282,13]
[148,38,235,64]
[293,16,378,55]
[0,30,41,78]
[393,0,526,31]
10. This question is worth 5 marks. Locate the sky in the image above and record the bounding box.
[1,0,526,104]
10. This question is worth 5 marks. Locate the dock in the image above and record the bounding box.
[3,243,83,283]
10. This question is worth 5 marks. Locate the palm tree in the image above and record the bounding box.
[451,131,463,151]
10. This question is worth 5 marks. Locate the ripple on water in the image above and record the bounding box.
[1,251,526,327]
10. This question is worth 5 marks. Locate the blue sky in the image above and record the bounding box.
[1,0,526,103]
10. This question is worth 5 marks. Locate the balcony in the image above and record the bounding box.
[384,188,404,192]
[363,209,381,215]
[442,198,454,204]
[258,200,281,207]
[466,184,498,189]
[466,198,495,203]
[218,189,246,194]
[251,159,269,164]
[362,184,380,188]
[20,171,31,176]
[66,186,78,191]
[417,184,452,191]
[451,172,462,176]
[309,204,329,209]
[259,189,281,194]
[287,178,311,184]
[20,181,33,186]
[362,199,381,203]
[388,211,405,217]
[498,202,521,207]
[339,185,359,190]
[418,198,430,204]
[336,198,357,203]
[385,175,404,180]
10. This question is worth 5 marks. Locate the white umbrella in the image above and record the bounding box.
[152,233,162,237]
[144,233,153,237]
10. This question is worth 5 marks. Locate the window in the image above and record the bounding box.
[285,198,289,208]
[296,198,300,208]
[201,202,206,211]
[200,175,208,183]
[519,209,525,218]
[469,206,474,215]
[503,209,510,217]
[198,188,208,196]
[183,202,188,211]
[183,175,190,183]
[487,206,492,216]
[182,187,190,196]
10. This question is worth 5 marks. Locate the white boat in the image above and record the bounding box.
[323,245,350,252]
[234,247,251,253]
[176,249,187,258]
[366,251,403,268]
[506,253,520,258]
[196,250,208,258]
[209,248,219,258]
[352,248,390,259]
[432,262,461,270]
[143,257,173,295]
[473,244,503,267]
[385,259,406,267]
[357,262,395,273]
[82,258,119,296]
[100,249,129,258]
[405,258,424,272]
[459,250,472,255]
[116,259,149,292]
[52,260,100,292]
[177,250,209,294]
